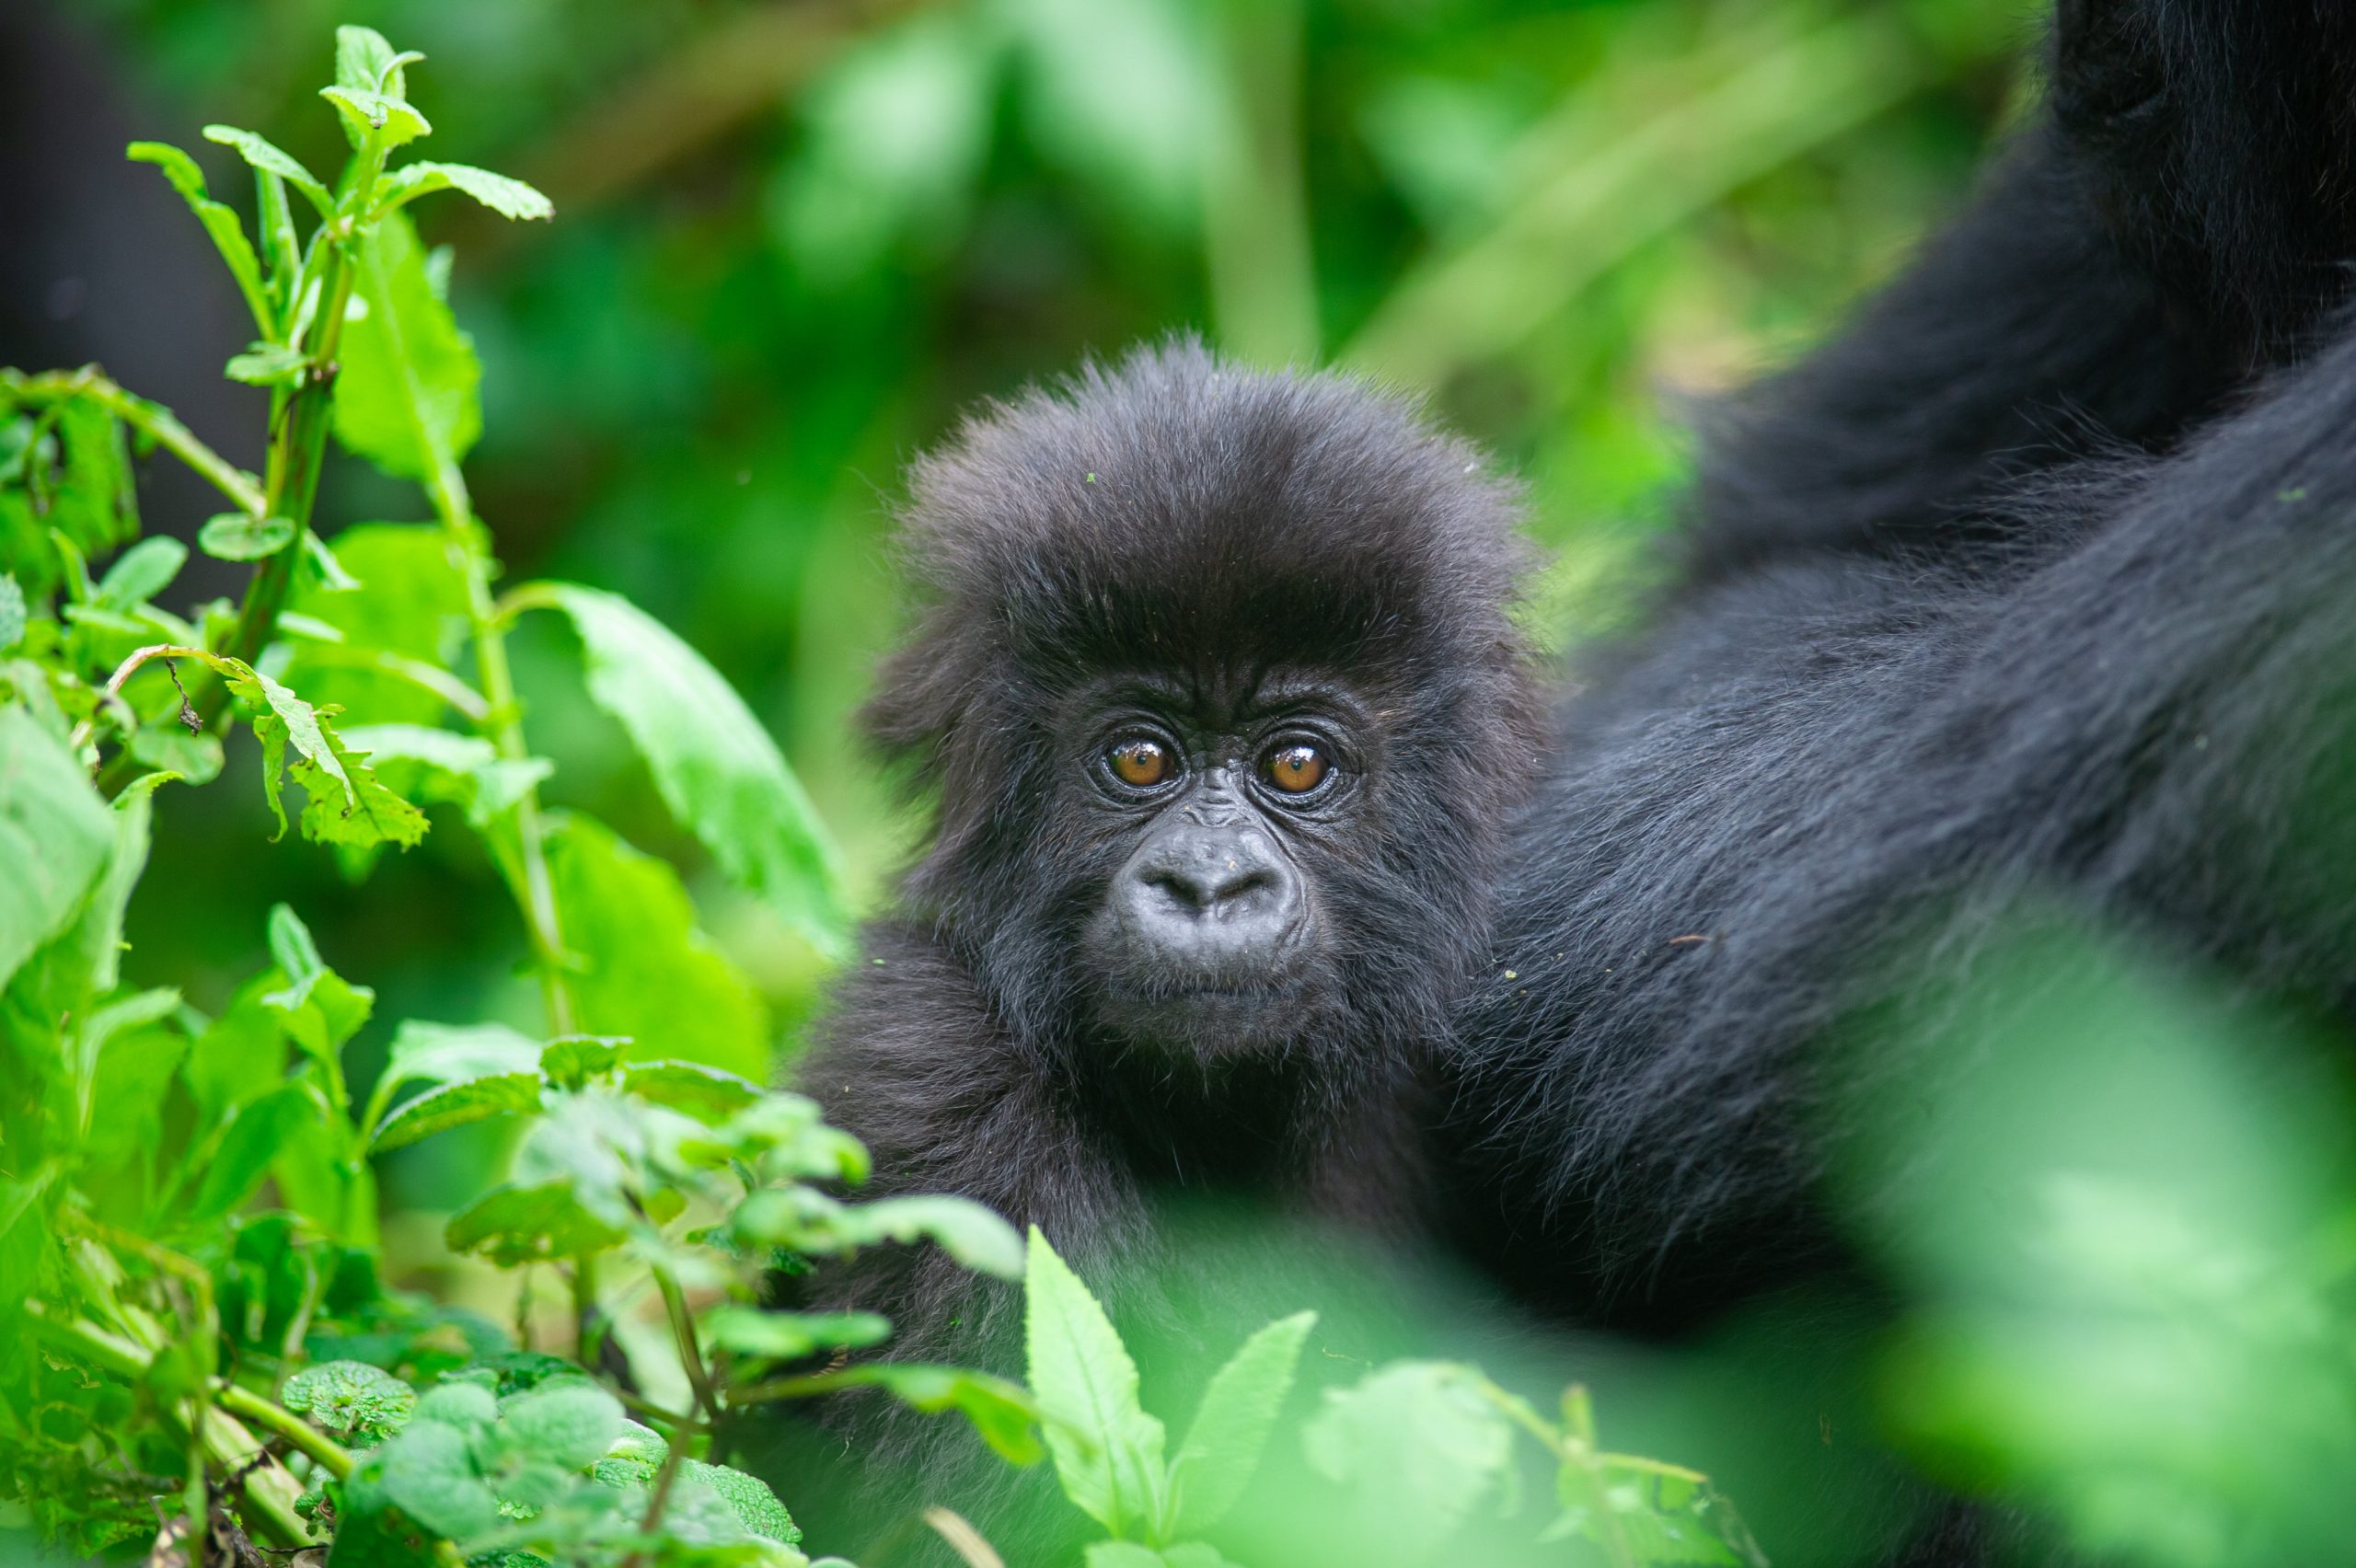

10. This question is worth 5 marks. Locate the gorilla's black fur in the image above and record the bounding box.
[1447,0,2356,1333]
[774,353,1542,1554]
[779,5,2356,1562]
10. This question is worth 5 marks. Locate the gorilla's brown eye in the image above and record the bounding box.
[1265,743,1331,794]
[1109,739,1172,788]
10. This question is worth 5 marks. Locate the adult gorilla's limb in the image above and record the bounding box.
[2050,0,2356,358]
[1684,125,2230,588]
[1461,307,2356,1326]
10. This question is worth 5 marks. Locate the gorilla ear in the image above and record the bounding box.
[858,609,984,772]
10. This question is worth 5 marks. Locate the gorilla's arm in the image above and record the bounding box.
[1684,3,2356,586]
[1461,310,2356,1325]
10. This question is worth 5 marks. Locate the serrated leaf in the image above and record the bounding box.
[202,124,330,214]
[224,661,428,848]
[445,1180,624,1265]
[93,536,186,610]
[840,1194,1024,1278]
[198,512,297,560]
[621,1059,764,1124]
[125,141,272,334]
[543,813,770,1078]
[826,1363,1045,1466]
[369,1417,500,1541]
[0,707,114,993]
[1171,1310,1315,1534]
[1301,1361,1514,1564]
[370,1071,542,1152]
[320,86,432,149]
[681,1461,802,1546]
[1025,1227,1168,1537]
[699,1306,892,1363]
[282,1359,419,1441]
[366,1019,541,1136]
[492,1380,625,1471]
[380,160,552,221]
[539,582,848,956]
[333,211,480,480]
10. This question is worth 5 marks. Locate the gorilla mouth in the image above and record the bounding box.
[1090,968,1324,1057]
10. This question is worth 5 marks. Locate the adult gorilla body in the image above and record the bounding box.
[1448,0,2356,1330]
[780,3,2356,1562]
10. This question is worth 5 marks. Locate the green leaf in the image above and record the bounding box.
[319,86,432,149]
[224,340,310,387]
[366,1019,541,1136]
[379,161,553,221]
[699,1306,893,1363]
[189,1079,316,1222]
[1024,1226,1168,1538]
[369,1071,542,1152]
[826,1364,1045,1467]
[1301,1361,1515,1564]
[336,25,404,92]
[201,124,331,214]
[680,1460,802,1546]
[333,210,479,479]
[0,707,113,993]
[40,400,142,573]
[538,582,848,955]
[445,1179,624,1265]
[125,141,273,334]
[840,1194,1024,1278]
[93,536,186,609]
[198,512,297,560]
[224,661,429,848]
[284,522,470,728]
[1087,1546,1171,1568]
[281,1359,419,1442]
[543,813,771,1078]
[491,1379,625,1471]
[368,1416,500,1540]
[0,573,24,651]
[1170,1310,1316,1534]
[538,1033,629,1090]
[621,1059,765,1124]
[260,902,375,1064]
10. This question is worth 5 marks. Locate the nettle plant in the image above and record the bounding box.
[0,27,1035,1566]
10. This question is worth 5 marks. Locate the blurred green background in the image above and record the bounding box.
[0,0,2026,1128]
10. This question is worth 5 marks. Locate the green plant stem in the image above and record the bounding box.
[653,1265,722,1422]
[574,1251,601,1364]
[87,237,357,797]
[1,367,267,517]
[215,1382,355,1478]
[341,228,576,1031]
[22,1303,320,1549]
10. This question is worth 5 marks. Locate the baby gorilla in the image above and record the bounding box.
[774,341,1536,1552]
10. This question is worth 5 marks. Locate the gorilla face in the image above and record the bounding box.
[1070,676,1369,1056]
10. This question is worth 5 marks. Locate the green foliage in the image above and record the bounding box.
[0,25,1030,1565]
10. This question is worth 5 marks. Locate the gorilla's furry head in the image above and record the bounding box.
[869,341,1542,1098]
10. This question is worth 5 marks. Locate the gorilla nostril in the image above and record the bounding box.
[1146,859,1276,914]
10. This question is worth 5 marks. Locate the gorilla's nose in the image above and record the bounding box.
[1117,823,1306,973]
